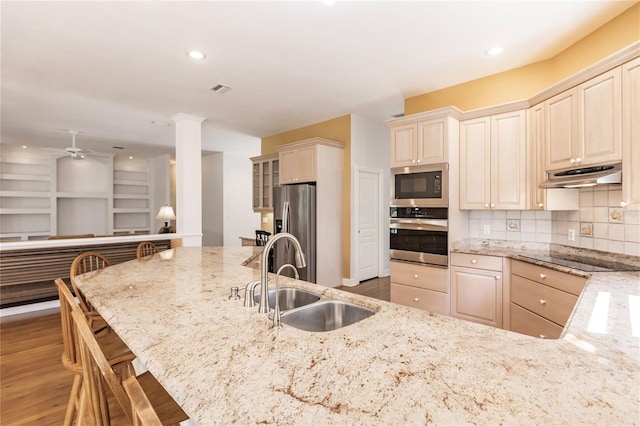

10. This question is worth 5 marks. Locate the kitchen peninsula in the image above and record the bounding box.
[74,246,639,425]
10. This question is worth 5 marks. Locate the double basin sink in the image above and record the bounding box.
[253,288,375,332]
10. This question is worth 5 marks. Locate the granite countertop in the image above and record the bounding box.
[74,246,639,425]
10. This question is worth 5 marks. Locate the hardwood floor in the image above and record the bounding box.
[337,276,390,302]
[0,308,129,425]
[1,308,72,425]
[0,277,390,425]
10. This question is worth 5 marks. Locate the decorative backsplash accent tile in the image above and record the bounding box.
[609,207,624,223]
[507,219,520,232]
[580,222,593,238]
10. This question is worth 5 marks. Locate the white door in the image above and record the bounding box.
[357,169,380,281]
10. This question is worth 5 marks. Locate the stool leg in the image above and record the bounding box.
[63,374,82,426]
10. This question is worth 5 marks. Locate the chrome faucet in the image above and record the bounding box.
[258,232,306,314]
[273,264,299,328]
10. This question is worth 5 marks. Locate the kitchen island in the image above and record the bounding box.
[74,246,639,425]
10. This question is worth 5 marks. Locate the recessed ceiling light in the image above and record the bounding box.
[187,51,206,60]
[129,156,134,160]
[21,145,27,149]
[151,120,170,126]
[486,46,504,56]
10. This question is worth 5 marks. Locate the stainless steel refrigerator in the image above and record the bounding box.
[273,184,316,283]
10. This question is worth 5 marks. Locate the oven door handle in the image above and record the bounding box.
[390,220,448,232]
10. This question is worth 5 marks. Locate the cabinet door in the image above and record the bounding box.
[450,266,502,328]
[622,58,640,208]
[261,160,271,209]
[491,110,526,210]
[417,119,447,164]
[390,123,418,167]
[252,162,261,209]
[279,150,297,184]
[295,145,316,183]
[577,67,622,166]
[459,117,491,210]
[545,89,577,171]
[527,103,546,210]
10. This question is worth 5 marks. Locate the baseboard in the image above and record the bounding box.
[341,277,359,287]
[0,300,60,318]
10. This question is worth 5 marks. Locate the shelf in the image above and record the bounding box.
[113,179,149,186]
[0,208,51,215]
[113,208,150,214]
[0,191,51,198]
[0,232,50,241]
[0,173,50,182]
[113,194,150,200]
[113,228,151,234]
[56,192,110,199]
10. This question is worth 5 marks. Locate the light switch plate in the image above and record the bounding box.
[568,229,576,241]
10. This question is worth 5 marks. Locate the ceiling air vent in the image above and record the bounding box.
[210,84,231,94]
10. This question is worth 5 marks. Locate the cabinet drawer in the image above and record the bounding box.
[510,303,563,339]
[511,275,578,326]
[450,253,502,271]
[390,261,448,293]
[512,260,586,295]
[391,283,449,315]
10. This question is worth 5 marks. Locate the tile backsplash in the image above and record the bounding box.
[467,185,640,256]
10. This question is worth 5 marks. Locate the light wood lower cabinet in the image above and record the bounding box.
[390,261,449,315]
[450,253,503,328]
[509,260,587,339]
[510,303,563,339]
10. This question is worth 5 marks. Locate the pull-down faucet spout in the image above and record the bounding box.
[258,232,306,314]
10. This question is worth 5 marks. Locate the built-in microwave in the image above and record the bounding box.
[391,163,448,208]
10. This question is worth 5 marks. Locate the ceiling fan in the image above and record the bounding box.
[43,130,94,159]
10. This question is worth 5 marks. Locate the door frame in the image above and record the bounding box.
[347,166,384,286]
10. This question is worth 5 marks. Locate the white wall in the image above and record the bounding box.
[151,154,171,231]
[350,114,391,281]
[202,153,224,246]
[222,151,260,246]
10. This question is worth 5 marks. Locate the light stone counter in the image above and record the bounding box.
[74,246,639,425]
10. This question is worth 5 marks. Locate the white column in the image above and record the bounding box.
[172,113,205,246]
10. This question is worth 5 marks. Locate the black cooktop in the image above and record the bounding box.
[520,254,640,273]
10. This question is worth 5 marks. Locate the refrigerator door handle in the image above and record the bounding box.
[283,201,291,252]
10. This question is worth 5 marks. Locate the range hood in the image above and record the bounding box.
[539,163,622,189]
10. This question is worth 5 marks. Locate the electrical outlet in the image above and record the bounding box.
[568,229,576,241]
[262,217,268,224]
[483,225,491,235]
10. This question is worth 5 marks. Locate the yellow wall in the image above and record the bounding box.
[405,3,640,114]
[261,115,352,279]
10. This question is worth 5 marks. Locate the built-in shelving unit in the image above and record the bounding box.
[0,145,165,241]
[112,157,152,235]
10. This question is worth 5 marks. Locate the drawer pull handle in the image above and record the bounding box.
[495,275,500,280]
[413,297,419,302]
[539,334,546,339]
[414,274,419,279]
[471,259,477,264]
[539,299,546,305]
[539,273,546,279]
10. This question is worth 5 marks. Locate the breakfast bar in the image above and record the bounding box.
[73,246,639,425]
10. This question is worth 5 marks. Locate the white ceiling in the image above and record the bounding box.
[1,1,635,157]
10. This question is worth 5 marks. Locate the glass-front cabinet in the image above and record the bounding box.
[250,154,279,212]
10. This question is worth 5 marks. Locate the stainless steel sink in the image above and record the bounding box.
[253,288,320,311]
[281,300,375,332]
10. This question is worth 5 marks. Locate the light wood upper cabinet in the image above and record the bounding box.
[545,89,578,171]
[545,67,622,171]
[279,144,316,184]
[390,118,447,167]
[622,57,640,208]
[460,110,526,210]
[250,154,279,212]
[527,103,546,210]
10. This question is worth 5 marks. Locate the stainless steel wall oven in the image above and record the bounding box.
[390,207,448,267]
